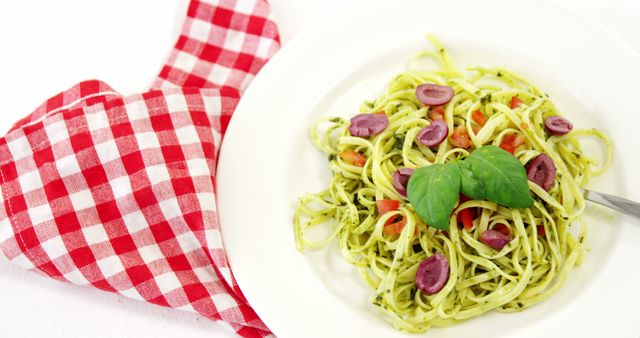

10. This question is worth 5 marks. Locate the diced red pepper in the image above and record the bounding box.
[493,223,511,237]
[450,125,471,149]
[510,96,523,109]
[471,110,487,127]
[339,151,366,167]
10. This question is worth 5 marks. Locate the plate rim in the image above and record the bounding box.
[217,1,640,337]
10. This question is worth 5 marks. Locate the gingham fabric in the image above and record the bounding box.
[0,1,280,337]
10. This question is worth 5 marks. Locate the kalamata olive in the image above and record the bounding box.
[415,253,449,295]
[348,113,388,137]
[417,119,448,147]
[526,153,556,191]
[392,168,414,197]
[481,230,511,250]
[415,83,454,106]
[544,116,573,135]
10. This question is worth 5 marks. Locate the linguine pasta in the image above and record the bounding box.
[294,36,611,333]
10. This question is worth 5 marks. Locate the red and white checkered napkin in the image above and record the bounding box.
[0,1,279,337]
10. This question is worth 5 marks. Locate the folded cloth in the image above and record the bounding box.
[0,1,279,337]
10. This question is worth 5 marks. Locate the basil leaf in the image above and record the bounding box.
[457,160,485,200]
[407,163,460,230]
[464,146,533,208]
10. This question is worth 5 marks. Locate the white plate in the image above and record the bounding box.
[217,0,640,337]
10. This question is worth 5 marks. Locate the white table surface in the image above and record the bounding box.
[0,0,638,337]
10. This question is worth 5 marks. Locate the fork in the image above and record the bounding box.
[582,189,640,220]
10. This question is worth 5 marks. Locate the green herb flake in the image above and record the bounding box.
[480,94,492,104]
[393,134,405,151]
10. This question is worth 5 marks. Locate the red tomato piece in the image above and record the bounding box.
[510,96,523,109]
[457,208,475,229]
[450,125,471,149]
[493,223,511,237]
[376,200,400,215]
[428,105,446,121]
[537,225,546,237]
[499,134,517,154]
[471,110,487,127]
[457,195,474,229]
[376,200,401,225]
[384,217,408,235]
[339,151,366,167]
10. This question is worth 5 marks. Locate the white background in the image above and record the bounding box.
[0,0,638,337]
